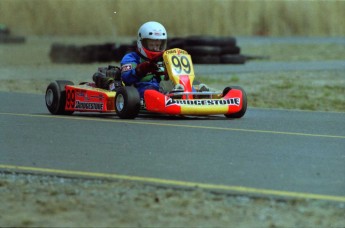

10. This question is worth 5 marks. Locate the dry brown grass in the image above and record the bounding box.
[0,0,344,36]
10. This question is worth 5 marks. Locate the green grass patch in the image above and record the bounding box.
[199,70,345,112]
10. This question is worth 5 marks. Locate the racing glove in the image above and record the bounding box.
[135,61,158,78]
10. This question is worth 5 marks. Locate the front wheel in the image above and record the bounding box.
[223,86,247,118]
[45,80,74,115]
[115,86,141,119]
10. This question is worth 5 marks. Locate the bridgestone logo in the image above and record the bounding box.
[75,101,103,110]
[165,98,240,106]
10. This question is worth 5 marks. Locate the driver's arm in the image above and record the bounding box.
[120,53,140,85]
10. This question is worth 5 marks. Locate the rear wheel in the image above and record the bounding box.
[223,86,247,118]
[45,80,74,115]
[115,86,140,119]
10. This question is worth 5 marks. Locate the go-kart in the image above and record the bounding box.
[45,48,247,119]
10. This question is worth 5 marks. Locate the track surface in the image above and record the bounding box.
[1,92,344,199]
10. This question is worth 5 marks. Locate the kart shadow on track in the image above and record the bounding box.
[61,112,238,121]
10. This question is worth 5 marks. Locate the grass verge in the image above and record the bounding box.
[199,69,345,112]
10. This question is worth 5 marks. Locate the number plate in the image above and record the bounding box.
[163,48,195,85]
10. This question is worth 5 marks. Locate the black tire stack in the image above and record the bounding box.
[49,43,117,64]
[0,25,26,44]
[168,36,246,64]
[49,36,246,64]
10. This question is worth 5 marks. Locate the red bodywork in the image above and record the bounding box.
[144,88,244,116]
[64,85,116,112]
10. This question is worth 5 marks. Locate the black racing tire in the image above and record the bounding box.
[220,54,247,64]
[184,45,221,55]
[50,43,115,64]
[117,44,136,57]
[80,45,97,63]
[185,36,237,47]
[95,43,116,62]
[0,35,26,43]
[223,86,247,118]
[115,86,141,119]
[221,46,241,55]
[192,55,220,64]
[167,38,186,49]
[94,49,111,62]
[50,44,79,63]
[49,43,66,63]
[0,25,10,35]
[45,80,74,115]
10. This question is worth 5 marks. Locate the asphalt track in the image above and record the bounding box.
[1,92,345,202]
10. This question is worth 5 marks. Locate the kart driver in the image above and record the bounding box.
[92,21,209,95]
[120,21,167,98]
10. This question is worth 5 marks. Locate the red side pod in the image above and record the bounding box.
[144,90,182,114]
[223,88,243,114]
[65,86,111,112]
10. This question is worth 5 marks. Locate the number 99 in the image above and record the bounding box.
[171,56,191,74]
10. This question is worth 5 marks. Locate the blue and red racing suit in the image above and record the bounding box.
[120,52,164,98]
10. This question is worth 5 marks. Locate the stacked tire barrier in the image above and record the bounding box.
[49,42,136,64]
[50,43,117,64]
[49,36,246,64]
[0,24,26,44]
[168,36,245,64]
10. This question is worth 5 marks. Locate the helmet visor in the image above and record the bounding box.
[142,38,167,52]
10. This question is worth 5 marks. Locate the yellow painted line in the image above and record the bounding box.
[1,112,345,139]
[1,164,344,203]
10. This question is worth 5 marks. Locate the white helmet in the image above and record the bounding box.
[137,21,167,60]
